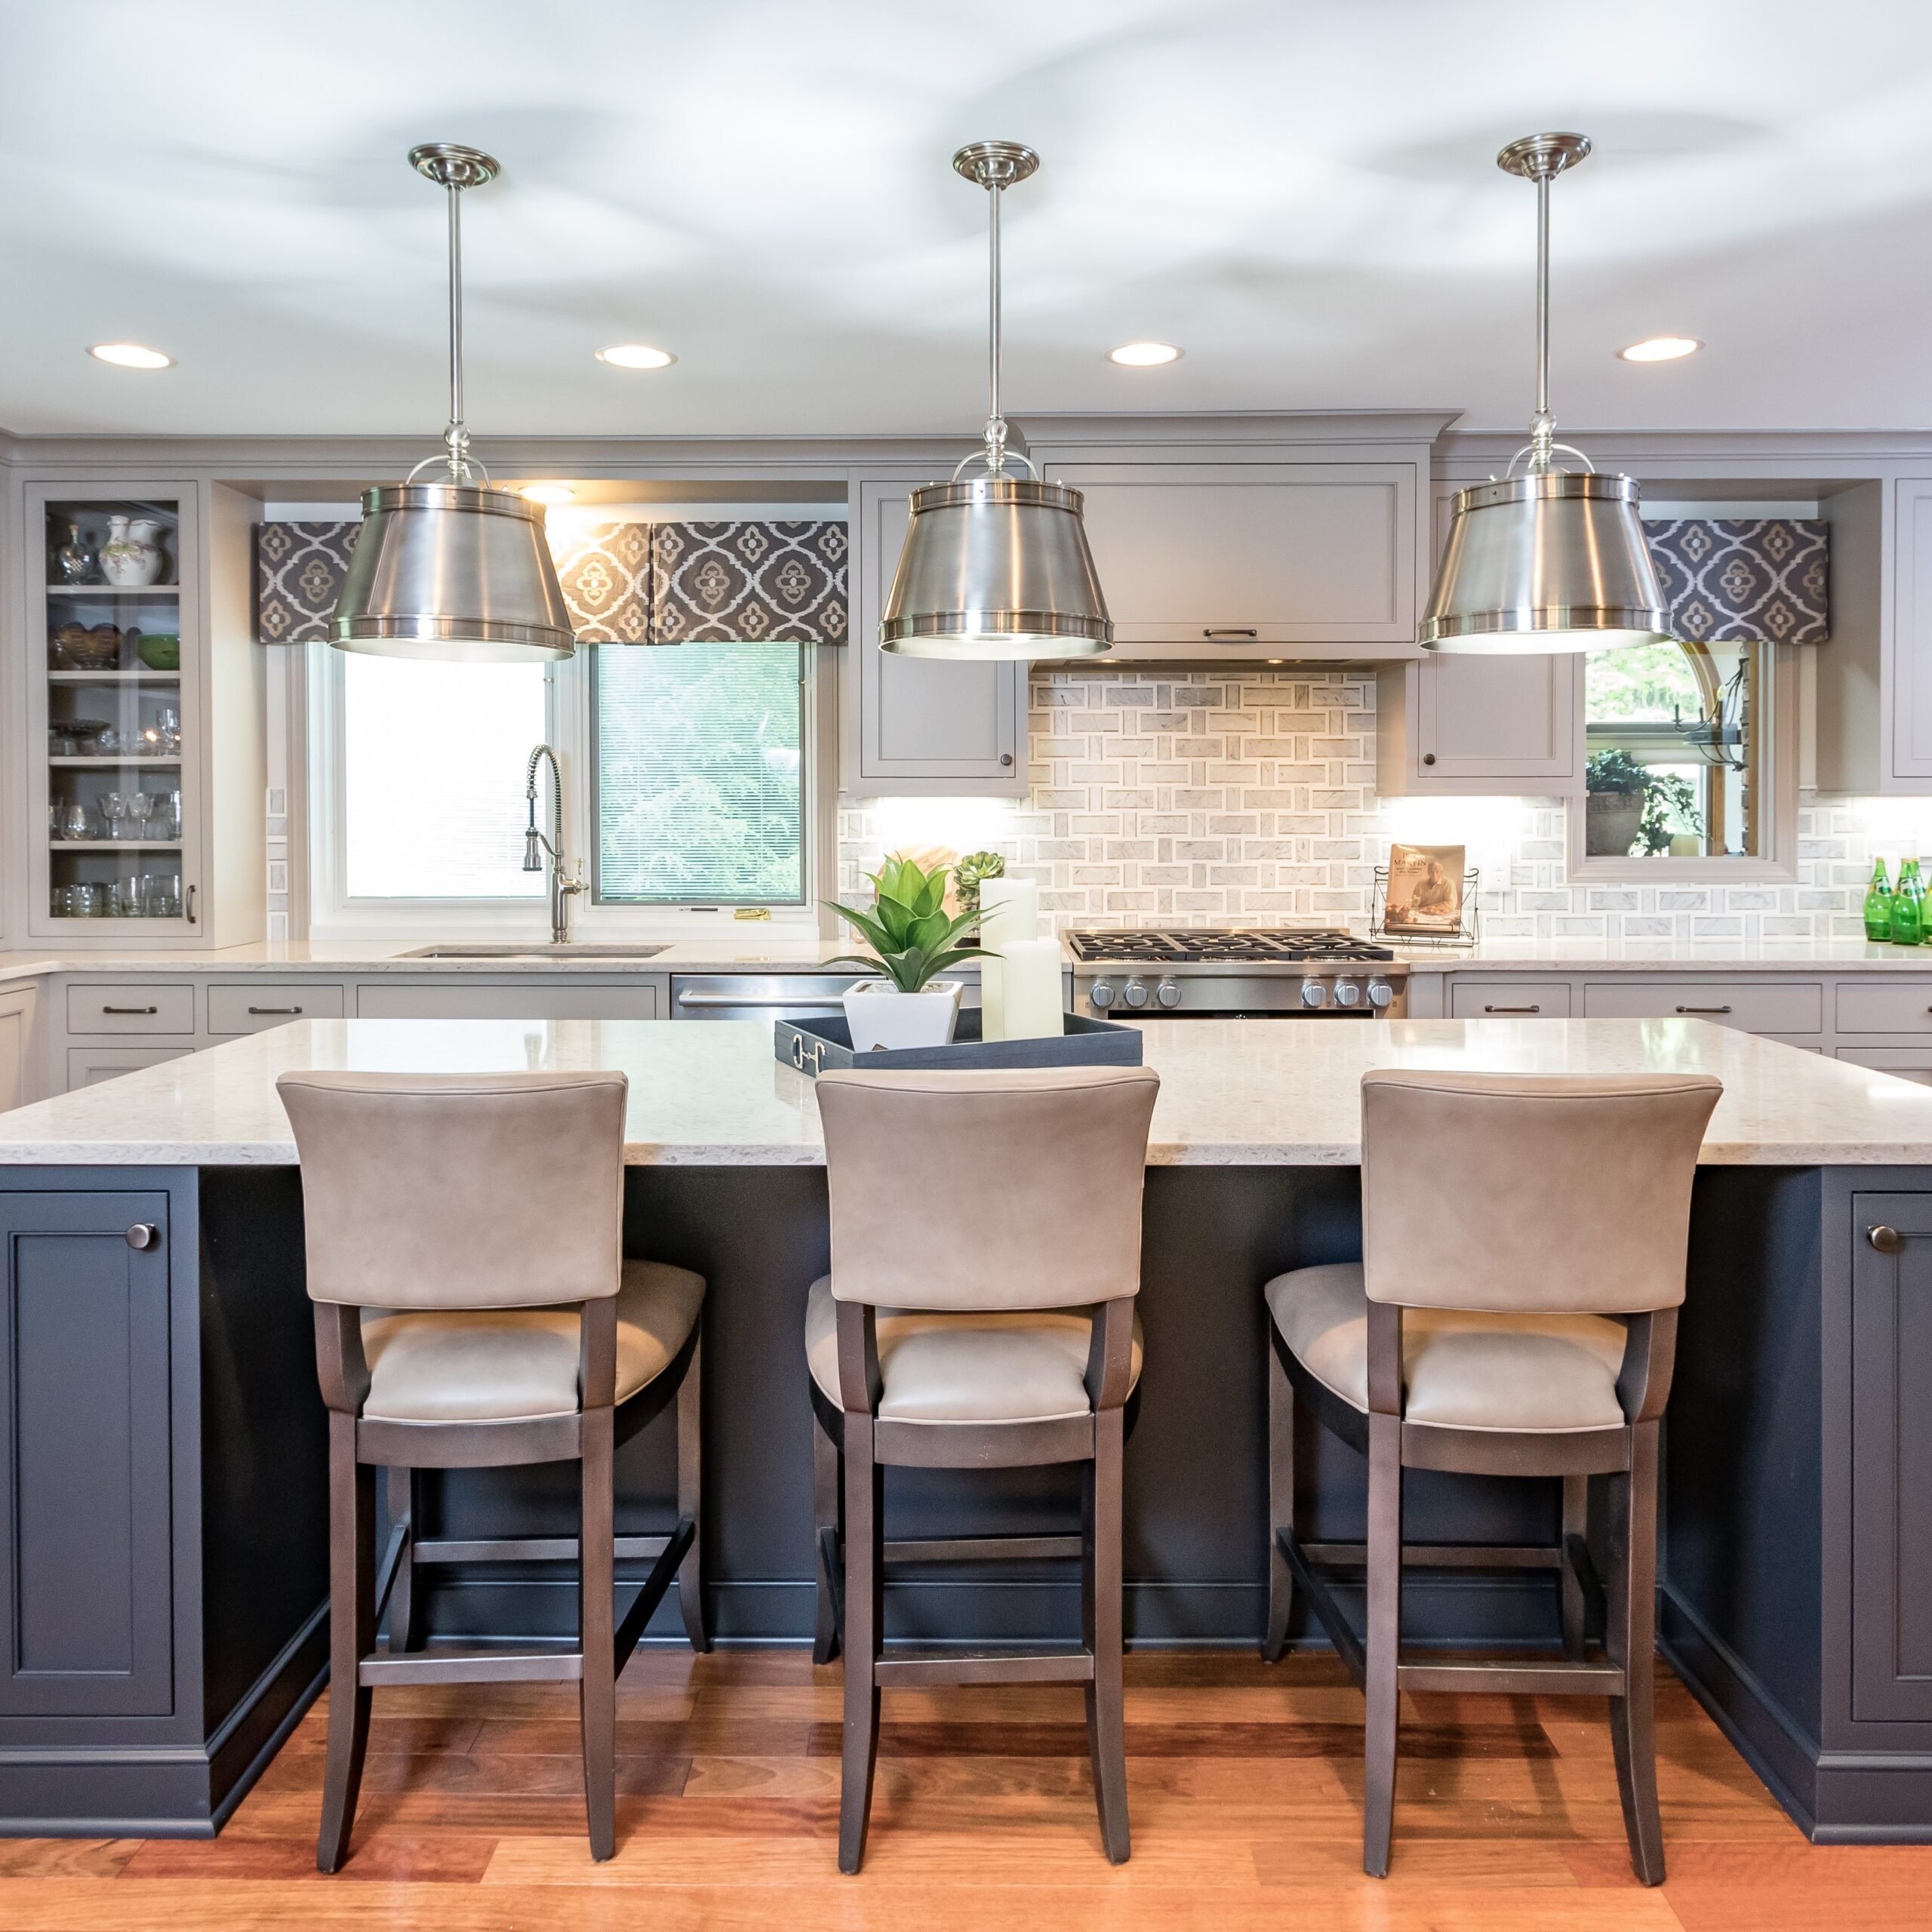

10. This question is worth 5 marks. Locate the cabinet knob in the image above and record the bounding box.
[125,1223,158,1251]
[1422,752,1436,766]
[1870,1224,1905,1255]
[999,753,1014,767]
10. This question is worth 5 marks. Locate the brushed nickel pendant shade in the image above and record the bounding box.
[1421,134,1669,655]
[331,143,576,663]
[881,141,1111,661]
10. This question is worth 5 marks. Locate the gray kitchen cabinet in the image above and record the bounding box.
[1026,458,1423,660]
[844,480,1026,796]
[355,977,665,1020]
[68,1045,193,1088]
[0,989,38,1112]
[1850,1192,1932,1719]
[0,1189,174,1715]
[1374,654,1581,795]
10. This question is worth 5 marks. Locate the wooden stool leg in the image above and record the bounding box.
[318,1415,374,1873]
[838,1414,883,1875]
[812,1413,842,1666]
[386,1466,423,1654]
[1083,1407,1131,1863]
[675,1340,710,1654]
[1263,1337,1295,1662]
[1608,1420,1666,1885]
[1362,1412,1403,1879]
[580,1407,617,1863]
[1560,1474,1588,1660]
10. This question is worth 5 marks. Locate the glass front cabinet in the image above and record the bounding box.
[26,478,262,946]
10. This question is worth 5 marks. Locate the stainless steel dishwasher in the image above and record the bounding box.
[669,974,868,1025]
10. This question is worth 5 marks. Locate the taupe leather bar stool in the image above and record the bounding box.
[1262,1069,1721,1884]
[278,1069,709,1870]
[808,1064,1161,1873]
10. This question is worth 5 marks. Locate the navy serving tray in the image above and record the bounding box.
[776,1009,1143,1077]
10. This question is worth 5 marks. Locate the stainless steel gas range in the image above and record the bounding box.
[1067,928,1408,1020]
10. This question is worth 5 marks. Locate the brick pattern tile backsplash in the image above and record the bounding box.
[837,669,1917,942]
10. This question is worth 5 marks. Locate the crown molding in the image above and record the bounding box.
[1016,408,1463,448]
[1436,425,1932,483]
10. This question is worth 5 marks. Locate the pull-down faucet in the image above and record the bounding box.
[522,743,586,944]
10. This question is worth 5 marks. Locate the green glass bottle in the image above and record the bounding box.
[1866,859,1896,943]
[1893,860,1925,947]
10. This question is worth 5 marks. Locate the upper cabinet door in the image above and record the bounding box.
[846,481,1026,797]
[1028,460,1423,658]
[1891,480,1932,784]
[1376,654,1582,795]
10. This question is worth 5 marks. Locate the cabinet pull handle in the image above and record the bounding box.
[125,1223,158,1251]
[1422,752,1437,766]
[999,753,1014,767]
[1870,1224,1906,1255]
[1675,1004,1733,1015]
[1484,1004,1540,1014]
[247,1005,303,1015]
[186,884,197,924]
[102,1004,158,1015]
[1202,628,1260,638]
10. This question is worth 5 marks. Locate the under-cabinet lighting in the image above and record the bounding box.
[596,343,676,370]
[1618,336,1702,363]
[1107,341,1182,367]
[88,343,174,370]
[519,483,575,505]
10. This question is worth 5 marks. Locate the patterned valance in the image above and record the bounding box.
[254,521,359,645]
[254,515,848,647]
[650,521,848,645]
[1646,518,1829,646]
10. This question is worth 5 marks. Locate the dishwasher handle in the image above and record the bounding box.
[675,989,854,1011]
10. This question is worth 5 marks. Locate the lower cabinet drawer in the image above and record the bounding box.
[1448,981,1573,1019]
[356,982,662,1021]
[66,983,194,1035]
[1835,984,1932,1035]
[1580,980,1823,1034]
[207,983,346,1035]
[1838,1046,1932,1086]
[67,1046,193,1090]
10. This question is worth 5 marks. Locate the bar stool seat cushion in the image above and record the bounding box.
[360,1260,704,1423]
[1266,1263,1627,1433]
[804,1276,1143,1424]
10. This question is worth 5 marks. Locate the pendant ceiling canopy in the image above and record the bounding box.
[331,143,576,663]
[1421,133,1669,656]
[880,141,1112,661]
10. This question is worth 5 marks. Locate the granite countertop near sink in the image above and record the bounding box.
[3,1014,1930,1168]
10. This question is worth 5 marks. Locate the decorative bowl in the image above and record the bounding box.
[135,632,180,672]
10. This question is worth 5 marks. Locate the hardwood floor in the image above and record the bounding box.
[0,1650,1924,1929]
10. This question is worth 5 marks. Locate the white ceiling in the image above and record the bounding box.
[5,0,1932,442]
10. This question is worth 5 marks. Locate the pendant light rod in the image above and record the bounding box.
[1497,131,1589,474]
[408,142,500,483]
[953,141,1038,478]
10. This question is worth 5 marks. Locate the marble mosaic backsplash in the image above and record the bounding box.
[836,668,1930,943]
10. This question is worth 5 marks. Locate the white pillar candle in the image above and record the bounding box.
[978,954,1005,1041]
[995,937,1063,1041]
[977,877,1040,953]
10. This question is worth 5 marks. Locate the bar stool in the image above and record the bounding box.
[807,1064,1161,1872]
[1262,1069,1721,1884]
[278,1069,708,1870]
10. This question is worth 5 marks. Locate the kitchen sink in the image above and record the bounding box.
[396,943,671,961]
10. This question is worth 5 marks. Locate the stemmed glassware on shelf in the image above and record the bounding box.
[127,792,155,841]
[102,790,133,840]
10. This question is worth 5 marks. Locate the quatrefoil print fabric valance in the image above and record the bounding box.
[1645,518,1830,646]
[254,521,360,644]
[649,521,849,645]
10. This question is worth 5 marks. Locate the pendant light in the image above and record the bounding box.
[880,141,1112,660]
[1421,133,1669,655]
[331,143,576,663]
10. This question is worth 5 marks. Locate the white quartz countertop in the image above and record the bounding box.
[1391,935,1932,974]
[2,1015,1929,1168]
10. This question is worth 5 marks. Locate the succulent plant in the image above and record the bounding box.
[952,850,1005,922]
[824,854,988,994]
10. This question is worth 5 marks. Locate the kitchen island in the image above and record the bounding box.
[0,1015,1924,1844]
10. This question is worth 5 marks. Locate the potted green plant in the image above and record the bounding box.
[952,850,1005,937]
[824,854,987,1051]
[1585,748,1650,857]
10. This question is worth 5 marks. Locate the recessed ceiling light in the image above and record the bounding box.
[88,342,174,370]
[1108,341,1183,368]
[519,483,575,505]
[1618,336,1702,363]
[596,343,675,370]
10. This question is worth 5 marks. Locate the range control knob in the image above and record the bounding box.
[1332,977,1364,1009]
[1089,978,1116,1010]
[1365,975,1395,1010]
[1299,975,1329,1009]
[1155,977,1183,1010]
[1122,977,1150,1010]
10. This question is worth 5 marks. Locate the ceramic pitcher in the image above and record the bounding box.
[99,514,168,587]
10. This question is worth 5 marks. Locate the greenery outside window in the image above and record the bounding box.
[592,641,805,905]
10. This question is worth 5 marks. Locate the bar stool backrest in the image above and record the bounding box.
[1360,1069,1721,1314]
[816,1066,1161,1312]
[278,1069,628,1309]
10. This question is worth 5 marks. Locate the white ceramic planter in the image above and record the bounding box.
[842,980,963,1053]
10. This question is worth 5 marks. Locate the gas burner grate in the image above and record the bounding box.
[1067,928,1395,965]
